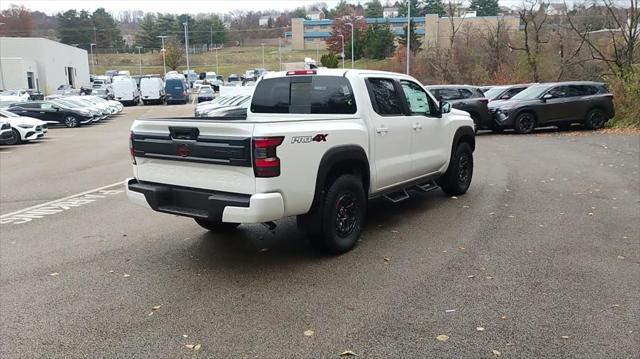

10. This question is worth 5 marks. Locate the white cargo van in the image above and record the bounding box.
[140,77,165,105]
[113,77,140,106]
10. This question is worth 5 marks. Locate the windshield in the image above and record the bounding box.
[483,86,508,99]
[511,84,551,100]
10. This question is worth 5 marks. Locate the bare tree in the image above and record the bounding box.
[481,18,513,79]
[163,40,184,70]
[509,0,549,82]
[567,0,639,76]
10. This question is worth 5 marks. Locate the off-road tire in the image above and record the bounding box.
[310,174,366,255]
[437,142,473,196]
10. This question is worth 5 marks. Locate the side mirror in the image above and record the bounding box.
[440,101,452,114]
[542,93,553,101]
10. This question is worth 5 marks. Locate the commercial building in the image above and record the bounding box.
[0,37,90,94]
[287,14,520,50]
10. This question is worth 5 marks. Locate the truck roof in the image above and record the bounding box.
[260,68,417,80]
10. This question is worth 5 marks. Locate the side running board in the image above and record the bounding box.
[383,180,439,203]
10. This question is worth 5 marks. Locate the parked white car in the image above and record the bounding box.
[0,89,30,103]
[140,77,165,105]
[0,120,13,144]
[0,109,46,144]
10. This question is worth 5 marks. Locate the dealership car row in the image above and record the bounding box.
[1,71,617,147]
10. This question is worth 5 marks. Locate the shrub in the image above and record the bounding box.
[321,53,339,68]
[607,70,640,128]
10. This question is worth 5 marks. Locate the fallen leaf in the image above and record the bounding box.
[476,326,485,332]
[486,276,494,280]
[183,334,188,338]
[500,315,508,320]
[194,344,201,351]
[508,215,515,218]
[185,344,194,349]
[383,257,391,262]
[560,335,569,339]
[436,334,449,342]
[445,309,456,313]
[492,349,502,357]
[339,350,356,356]
[108,270,114,273]
[152,305,161,310]
[467,275,475,279]
[462,205,470,209]
[304,330,314,337]
[147,312,154,316]
[489,212,495,215]
[123,274,130,278]
[451,196,458,199]
[49,272,59,277]
[458,246,465,251]
[588,212,594,216]
[617,255,625,260]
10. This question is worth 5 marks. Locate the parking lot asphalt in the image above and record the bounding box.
[1,105,638,358]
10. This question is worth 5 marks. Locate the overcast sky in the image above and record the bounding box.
[1,0,530,15]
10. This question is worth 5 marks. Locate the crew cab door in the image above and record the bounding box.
[365,78,413,190]
[399,80,448,177]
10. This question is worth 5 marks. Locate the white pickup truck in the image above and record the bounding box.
[127,69,475,254]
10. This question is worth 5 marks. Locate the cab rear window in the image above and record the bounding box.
[251,76,356,114]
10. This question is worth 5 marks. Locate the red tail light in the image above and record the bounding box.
[253,136,284,177]
[129,132,136,164]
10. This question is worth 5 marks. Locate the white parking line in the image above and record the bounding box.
[0,180,125,225]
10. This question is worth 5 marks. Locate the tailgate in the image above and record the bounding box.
[131,119,256,194]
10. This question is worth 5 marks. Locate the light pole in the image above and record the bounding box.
[157,35,168,75]
[278,37,282,71]
[338,34,344,69]
[213,45,221,74]
[316,43,319,61]
[183,22,190,73]
[345,23,354,68]
[135,46,143,76]
[89,43,96,75]
[261,43,265,69]
[406,0,411,75]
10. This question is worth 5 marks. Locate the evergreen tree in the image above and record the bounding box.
[423,0,446,16]
[91,8,124,49]
[364,0,384,18]
[135,13,158,48]
[362,24,396,59]
[399,19,422,53]
[56,10,92,49]
[469,0,500,16]
[398,0,424,17]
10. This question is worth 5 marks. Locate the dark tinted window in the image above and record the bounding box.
[16,102,39,108]
[505,87,527,98]
[367,78,403,115]
[548,86,571,98]
[251,76,356,114]
[431,88,461,101]
[458,88,476,99]
[573,85,599,96]
[165,79,185,90]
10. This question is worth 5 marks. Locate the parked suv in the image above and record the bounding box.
[488,81,615,134]
[127,69,476,254]
[483,84,533,102]
[425,85,491,131]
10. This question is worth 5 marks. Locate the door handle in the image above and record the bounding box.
[412,123,422,131]
[375,126,389,135]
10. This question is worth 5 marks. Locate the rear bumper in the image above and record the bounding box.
[126,178,284,223]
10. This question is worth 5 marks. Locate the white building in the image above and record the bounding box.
[307,10,325,20]
[259,16,272,27]
[0,37,90,95]
[383,7,399,18]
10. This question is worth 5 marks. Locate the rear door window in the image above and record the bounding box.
[431,88,461,101]
[366,78,403,116]
[458,88,476,99]
[251,76,356,114]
